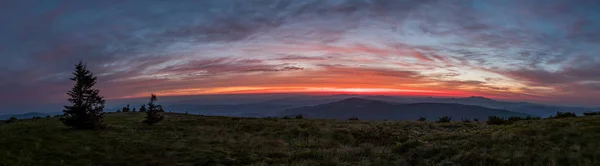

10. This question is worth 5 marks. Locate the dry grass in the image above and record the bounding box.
[1,112,599,165]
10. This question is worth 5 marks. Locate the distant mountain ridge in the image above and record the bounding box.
[153,95,600,118]
[361,96,598,117]
[280,97,534,121]
[166,103,293,117]
[165,95,363,117]
[3,95,598,119]
[0,112,62,120]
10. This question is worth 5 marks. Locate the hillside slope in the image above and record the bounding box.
[280,98,532,120]
[361,96,599,117]
[1,112,599,165]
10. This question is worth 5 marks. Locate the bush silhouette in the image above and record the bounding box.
[139,104,147,113]
[551,112,577,119]
[5,117,17,124]
[507,116,523,122]
[487,116,506,125]
[348,117,359,121]
[522,116,540,120]
[295,115,304,119]
[417,117,426,121]
[60,61,106,130]
[461,118,471,123]
[282,116,291,119]
[143,94,164,125]
[436,116,451,123]
[583,112,600,116]
[473,118,479,122]
[489,116,540,125]
[122,104,131,112]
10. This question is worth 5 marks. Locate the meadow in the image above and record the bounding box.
[1,112,599,166]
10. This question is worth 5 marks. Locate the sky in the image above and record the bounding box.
[1,0,600,109]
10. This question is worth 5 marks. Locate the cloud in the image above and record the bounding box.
[275,54,332,61]
[502,56,600,85]
[1,0,600,111]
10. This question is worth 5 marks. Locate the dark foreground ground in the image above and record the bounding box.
[1,112,599,166]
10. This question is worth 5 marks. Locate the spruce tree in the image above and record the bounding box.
[61,61,106,129]
[143,94,164,125]
[122,104,131,112]
[139,104,147,113]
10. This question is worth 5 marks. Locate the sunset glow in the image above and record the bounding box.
[138,87,454,97]
[1,0,600,108]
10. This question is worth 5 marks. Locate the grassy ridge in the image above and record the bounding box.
[1,113,599,165]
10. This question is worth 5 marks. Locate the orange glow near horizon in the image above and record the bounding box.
[104,61,556,103]
[115,86,498,100]
[98,57,562,104]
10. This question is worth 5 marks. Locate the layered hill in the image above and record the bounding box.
[280,98,533,120]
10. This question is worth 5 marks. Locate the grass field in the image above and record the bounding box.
[1,112,599,166]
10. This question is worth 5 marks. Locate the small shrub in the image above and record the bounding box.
[552,112,577,119]
[507,116,523,122]
[46,115,51,118]
[487,116,506,125]
[5,117,17,124]
[348,117,359,121]
[461,118,471,123]
[139,104,147,113]
[282,116,291,119]
[32,116,42,120]
[522,116,540,120]
[584,112,600,116]
[295,115,304,119]
[473,118,479,122]
[436,116,452,123]
[417,117,426,121]
[122,104,131,112]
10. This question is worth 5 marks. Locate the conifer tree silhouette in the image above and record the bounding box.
[61,61,105,129]
[143,94,164,125]
[122,104,131,112]
[139,104,147,113]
